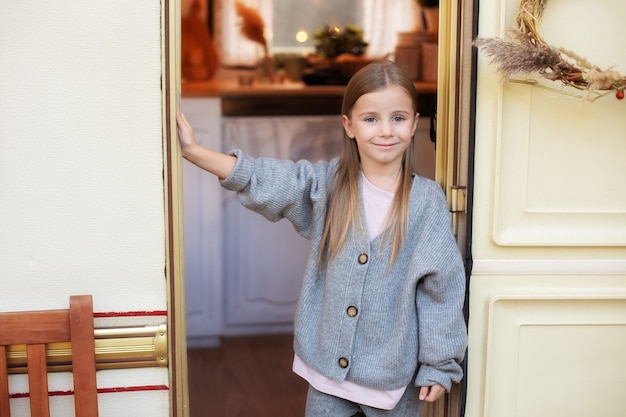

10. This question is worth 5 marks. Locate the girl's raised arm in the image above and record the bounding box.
[176,111,236,180]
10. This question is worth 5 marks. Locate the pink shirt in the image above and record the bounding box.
[292,173,407,410]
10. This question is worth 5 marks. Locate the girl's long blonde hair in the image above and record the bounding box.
[319,60,418,267]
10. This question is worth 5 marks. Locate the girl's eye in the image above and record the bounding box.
[392,115,406,122]
[364,117,377,123]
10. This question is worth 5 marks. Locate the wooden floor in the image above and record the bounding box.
[187,334,309,417]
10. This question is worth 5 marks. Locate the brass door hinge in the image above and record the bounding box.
[449,185,467,236]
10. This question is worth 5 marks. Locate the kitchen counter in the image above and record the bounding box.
[182,78,437,116]
[182,78,437,98]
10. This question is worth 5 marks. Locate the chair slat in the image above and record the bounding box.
[0,345,10,417]
[26,344,50,417]
[69,295,99,416]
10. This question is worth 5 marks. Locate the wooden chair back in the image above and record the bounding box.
[0,295,99,417]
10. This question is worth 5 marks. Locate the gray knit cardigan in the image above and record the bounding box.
[220,149,467,392]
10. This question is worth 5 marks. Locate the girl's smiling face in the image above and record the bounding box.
[342,85,418,174]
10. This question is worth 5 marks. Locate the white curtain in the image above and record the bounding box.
[362,0,422,58]
[216,0,420,65]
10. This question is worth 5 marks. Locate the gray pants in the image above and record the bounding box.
[304,385,424,417]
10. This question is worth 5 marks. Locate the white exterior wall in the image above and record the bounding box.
[0,1,170,416]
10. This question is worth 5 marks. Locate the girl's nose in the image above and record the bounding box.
[378,121,392,137]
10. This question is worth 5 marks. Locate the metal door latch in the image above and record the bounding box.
[450,185,467,214]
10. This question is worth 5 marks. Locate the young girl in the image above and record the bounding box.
[177,60,467,417]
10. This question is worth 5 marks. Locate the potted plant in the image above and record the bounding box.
[310,24,372,79]
[312,24,368,60]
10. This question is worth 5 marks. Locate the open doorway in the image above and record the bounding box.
[179,1,474,416]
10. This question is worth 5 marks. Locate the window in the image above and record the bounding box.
[214,0,421,66]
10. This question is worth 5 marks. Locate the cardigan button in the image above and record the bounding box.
[338,357,349,368]
[346,306,358,317]
[358,253,368,264]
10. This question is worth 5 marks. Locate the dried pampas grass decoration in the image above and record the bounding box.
[234,1,268,56]
[474,0,626,101]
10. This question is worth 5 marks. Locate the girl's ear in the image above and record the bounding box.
[411,113,420,137]
[342,114,355,138]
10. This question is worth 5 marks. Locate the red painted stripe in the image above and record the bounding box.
[9,385,169,399]
[97,385,169,394]
[93,310,167,318]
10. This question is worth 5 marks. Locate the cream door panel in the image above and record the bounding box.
[487,300,626,417]
[494,82,626,246]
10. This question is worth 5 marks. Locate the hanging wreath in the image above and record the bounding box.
[474,0,626,101]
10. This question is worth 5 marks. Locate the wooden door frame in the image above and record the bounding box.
[433,0,478,416]
[162,0,481,415]
[436,0,477,252]
[163,0,189,416]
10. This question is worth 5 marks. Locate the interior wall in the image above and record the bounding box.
[0,1,170,416]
